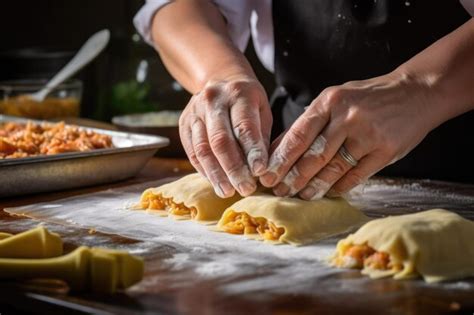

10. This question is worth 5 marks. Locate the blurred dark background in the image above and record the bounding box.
[0,0,275,122]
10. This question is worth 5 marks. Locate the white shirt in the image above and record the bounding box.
[134,0,474,74]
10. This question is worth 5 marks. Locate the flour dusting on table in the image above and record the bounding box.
[5,177,474,296]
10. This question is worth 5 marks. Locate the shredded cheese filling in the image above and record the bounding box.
[140,192,197,219]
[333,243,402,272]
[220,210,285,241]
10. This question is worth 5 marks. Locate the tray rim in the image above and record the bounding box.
[0,114,170,167]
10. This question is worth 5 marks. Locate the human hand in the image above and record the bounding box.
[260,71,440,199]
[179,77,272,198]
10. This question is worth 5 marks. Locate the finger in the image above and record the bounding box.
[330,153,389,195]
[260,102,329,187]
[269,130,286,154]
[179,122,205,176]
[273,118,346,197]
[260,102,273,165]
[191,119,236,198]
[298,139,365,200]
[230,99,268,176]
[273,135,327,196]
[260,103,273,152]
[179,109,205,176]
[205,100,256,197]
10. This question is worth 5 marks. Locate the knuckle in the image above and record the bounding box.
[303,111,327,128]
[209,131,232,152]
[342,106,361,125]
[226,80,247,93]
[226,164,245,178]
[193,141,213,158]
[208,107,227,121]
[234,119,258,142]
[322,86,345,104]
[313,151,330,166]
[296,114,315,129]
[185,148,201,169]
[277,153,292,166]
[201,86,220,102]
[326,158,349,175]
[286,128,309,148]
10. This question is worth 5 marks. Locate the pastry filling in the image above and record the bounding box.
[220,210,285,241]
[140,192,197,218]
[0,121,113,159]
[333,243,402,272]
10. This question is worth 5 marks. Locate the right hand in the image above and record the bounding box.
[179,76,272,198]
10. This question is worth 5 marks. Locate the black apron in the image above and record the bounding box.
[271,0,474,183]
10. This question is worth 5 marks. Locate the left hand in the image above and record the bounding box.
[259,71,441,199]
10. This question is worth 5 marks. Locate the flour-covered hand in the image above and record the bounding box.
[260,71,440,199]
[180,77,272,198]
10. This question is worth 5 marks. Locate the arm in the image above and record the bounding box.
[151,0,254,92]
[260,18,474,199]
[397,18,474,123]
[151,0,272,197]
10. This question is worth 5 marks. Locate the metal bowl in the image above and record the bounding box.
[112,111,186,158]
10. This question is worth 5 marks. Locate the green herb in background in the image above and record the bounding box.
[110,80,158,115]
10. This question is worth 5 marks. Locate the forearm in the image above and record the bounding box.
[395,18,474,127]
[151,0,256,93]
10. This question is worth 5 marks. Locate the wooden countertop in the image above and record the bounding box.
[0,157,473,315]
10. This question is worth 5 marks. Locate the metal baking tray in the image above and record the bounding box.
[0,115,170,198]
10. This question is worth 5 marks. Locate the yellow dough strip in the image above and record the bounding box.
[219,210,285,241]
[0,246,144,294]
[0,232,12,241]
[0,226,63,259]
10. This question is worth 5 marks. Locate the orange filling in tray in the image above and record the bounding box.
[220,210,285,241]
[0,121,113,159]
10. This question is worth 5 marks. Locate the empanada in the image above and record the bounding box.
[217,193,368,245]
[332,209,474,282]
[138,173,242,222]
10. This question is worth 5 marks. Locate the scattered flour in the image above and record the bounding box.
[5,177,474,295]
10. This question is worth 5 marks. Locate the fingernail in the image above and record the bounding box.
[238,181,256,197]
[326,189,341,198]
[273,183,290,197]
[261,172,277,187]
[216,182,234,198]
[300,186,316,200]
[252,159,266,176]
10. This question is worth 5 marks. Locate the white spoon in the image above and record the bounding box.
[29,29,110,102]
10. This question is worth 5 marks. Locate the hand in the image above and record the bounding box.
[260,71,440,199]
[179,77,272,198]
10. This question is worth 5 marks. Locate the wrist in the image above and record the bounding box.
[201,65,258,88]
[390,67,455,130]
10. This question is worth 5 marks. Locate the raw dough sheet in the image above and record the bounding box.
[5,177,474,296]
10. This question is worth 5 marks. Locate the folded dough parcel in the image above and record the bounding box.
[217,193,369,245]
[137,173,242,222]
[332,209,474,282]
